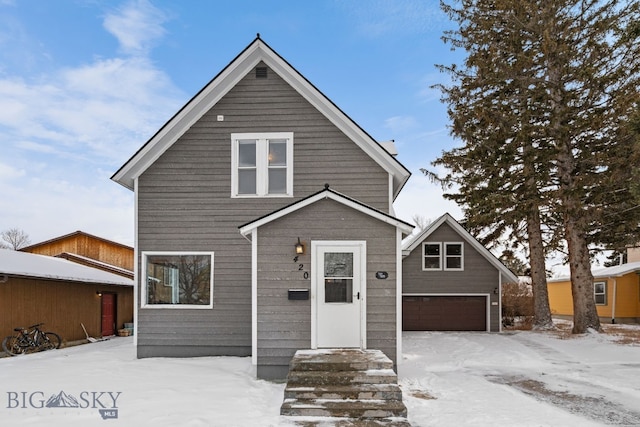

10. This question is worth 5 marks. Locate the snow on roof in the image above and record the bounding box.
[549,261,640,282]
[0,249,133,286]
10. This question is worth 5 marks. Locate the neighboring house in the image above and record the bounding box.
[111,36,413,379]
[20,230,134,278]
[548,262,640,324]
[402,213,518,332]
[0,250,134,343]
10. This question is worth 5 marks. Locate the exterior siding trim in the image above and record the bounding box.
[396,228,402,364]
[251,228,258,365]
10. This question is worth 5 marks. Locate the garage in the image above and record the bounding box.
[403,296,487,331]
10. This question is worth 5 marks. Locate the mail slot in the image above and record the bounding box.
[288,289,310,300]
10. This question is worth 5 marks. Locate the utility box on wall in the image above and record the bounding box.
[288,289,310,300]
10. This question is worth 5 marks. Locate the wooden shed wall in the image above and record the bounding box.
[255,199,398,379]
[402,222,502,331]
[136,62,390,358]
[23,234,134,271]
[0,277,133,343]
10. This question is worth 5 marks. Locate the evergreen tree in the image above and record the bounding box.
[431,0,640,333]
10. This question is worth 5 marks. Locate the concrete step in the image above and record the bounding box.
[289,416,412,426]
[286,369,399,387]
[284,383,403,401]
[281,398,408,418]
[290,349,394,372]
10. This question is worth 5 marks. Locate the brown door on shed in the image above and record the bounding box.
[403,296,487,331]
[101,293,116,336]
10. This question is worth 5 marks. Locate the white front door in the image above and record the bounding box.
[313,241,365,348]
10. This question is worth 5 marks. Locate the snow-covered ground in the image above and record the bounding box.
[1,325,639,426]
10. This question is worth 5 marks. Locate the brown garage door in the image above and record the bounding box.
[403,296,487,331]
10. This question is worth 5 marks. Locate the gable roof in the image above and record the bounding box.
[0,250,133,286]
[111,36,411,198]
[402,213,518,284]
[20,230,132,252]
[548,261,640,283]
[239,187,414,236]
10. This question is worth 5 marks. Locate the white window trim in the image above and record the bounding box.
[594,281,607,305]
[444,242,464,271]
[231,132,294,198]
[422,242,442,271]
[141,251,214,309]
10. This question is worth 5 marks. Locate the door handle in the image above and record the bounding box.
[356,292,361,300]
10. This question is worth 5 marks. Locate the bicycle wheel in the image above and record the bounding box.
[41,332,61,350]
[2,335,24,356]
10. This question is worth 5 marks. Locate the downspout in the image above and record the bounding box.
[611,278,617,324]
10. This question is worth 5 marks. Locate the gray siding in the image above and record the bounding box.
[256,199,398,379]
[402,223,502,331]
[137,63,391,357]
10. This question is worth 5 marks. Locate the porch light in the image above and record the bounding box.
[295,237,305,255]
[96,291,103,297]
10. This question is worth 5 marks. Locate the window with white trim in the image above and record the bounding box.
[423,243,442,270]
[444,242,464,270]
[231,132,293,197]
[594,281,607,305]
[422,242,464,271]
[142,252,214,308]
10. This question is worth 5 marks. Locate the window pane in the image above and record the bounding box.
[146,255,211,305]
[424,257,440,269]
[268,140,287,166]
[268,169,287,194]
[324,253,353,277]
[238,140,256,167]
[325,279,353,303]
[238,169,256,194]
[424,244,440,256]
[594,283,605,293]
[446,257,462,269]
[446,244,462,256]
[595,294,605,304]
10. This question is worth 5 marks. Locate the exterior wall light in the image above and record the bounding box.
[97,291,103,297]
[295,237,305,255]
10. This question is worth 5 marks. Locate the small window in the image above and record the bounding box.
[444,242,464,271]
[423,243,442,270]
[231,132,293,197]
[594,281,607,305]
[142,252,214,308]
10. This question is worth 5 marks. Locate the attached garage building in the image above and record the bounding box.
[401,214,518,332]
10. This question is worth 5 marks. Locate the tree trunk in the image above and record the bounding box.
[526,208,554,329]
[565,213,602,333]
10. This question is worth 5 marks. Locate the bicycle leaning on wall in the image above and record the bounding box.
[2,323,61,356]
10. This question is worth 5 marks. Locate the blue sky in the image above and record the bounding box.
[0,0,464,247]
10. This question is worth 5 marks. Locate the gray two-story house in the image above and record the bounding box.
[112,36,413,379]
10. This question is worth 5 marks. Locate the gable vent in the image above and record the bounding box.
[256,67,268,78]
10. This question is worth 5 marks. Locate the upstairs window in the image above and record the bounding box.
[231,132,293,197]
[422,242,464,271]
[444,242,464,270]
[423,243,442,270]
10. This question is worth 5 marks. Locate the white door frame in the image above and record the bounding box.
[311,240,367,349]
